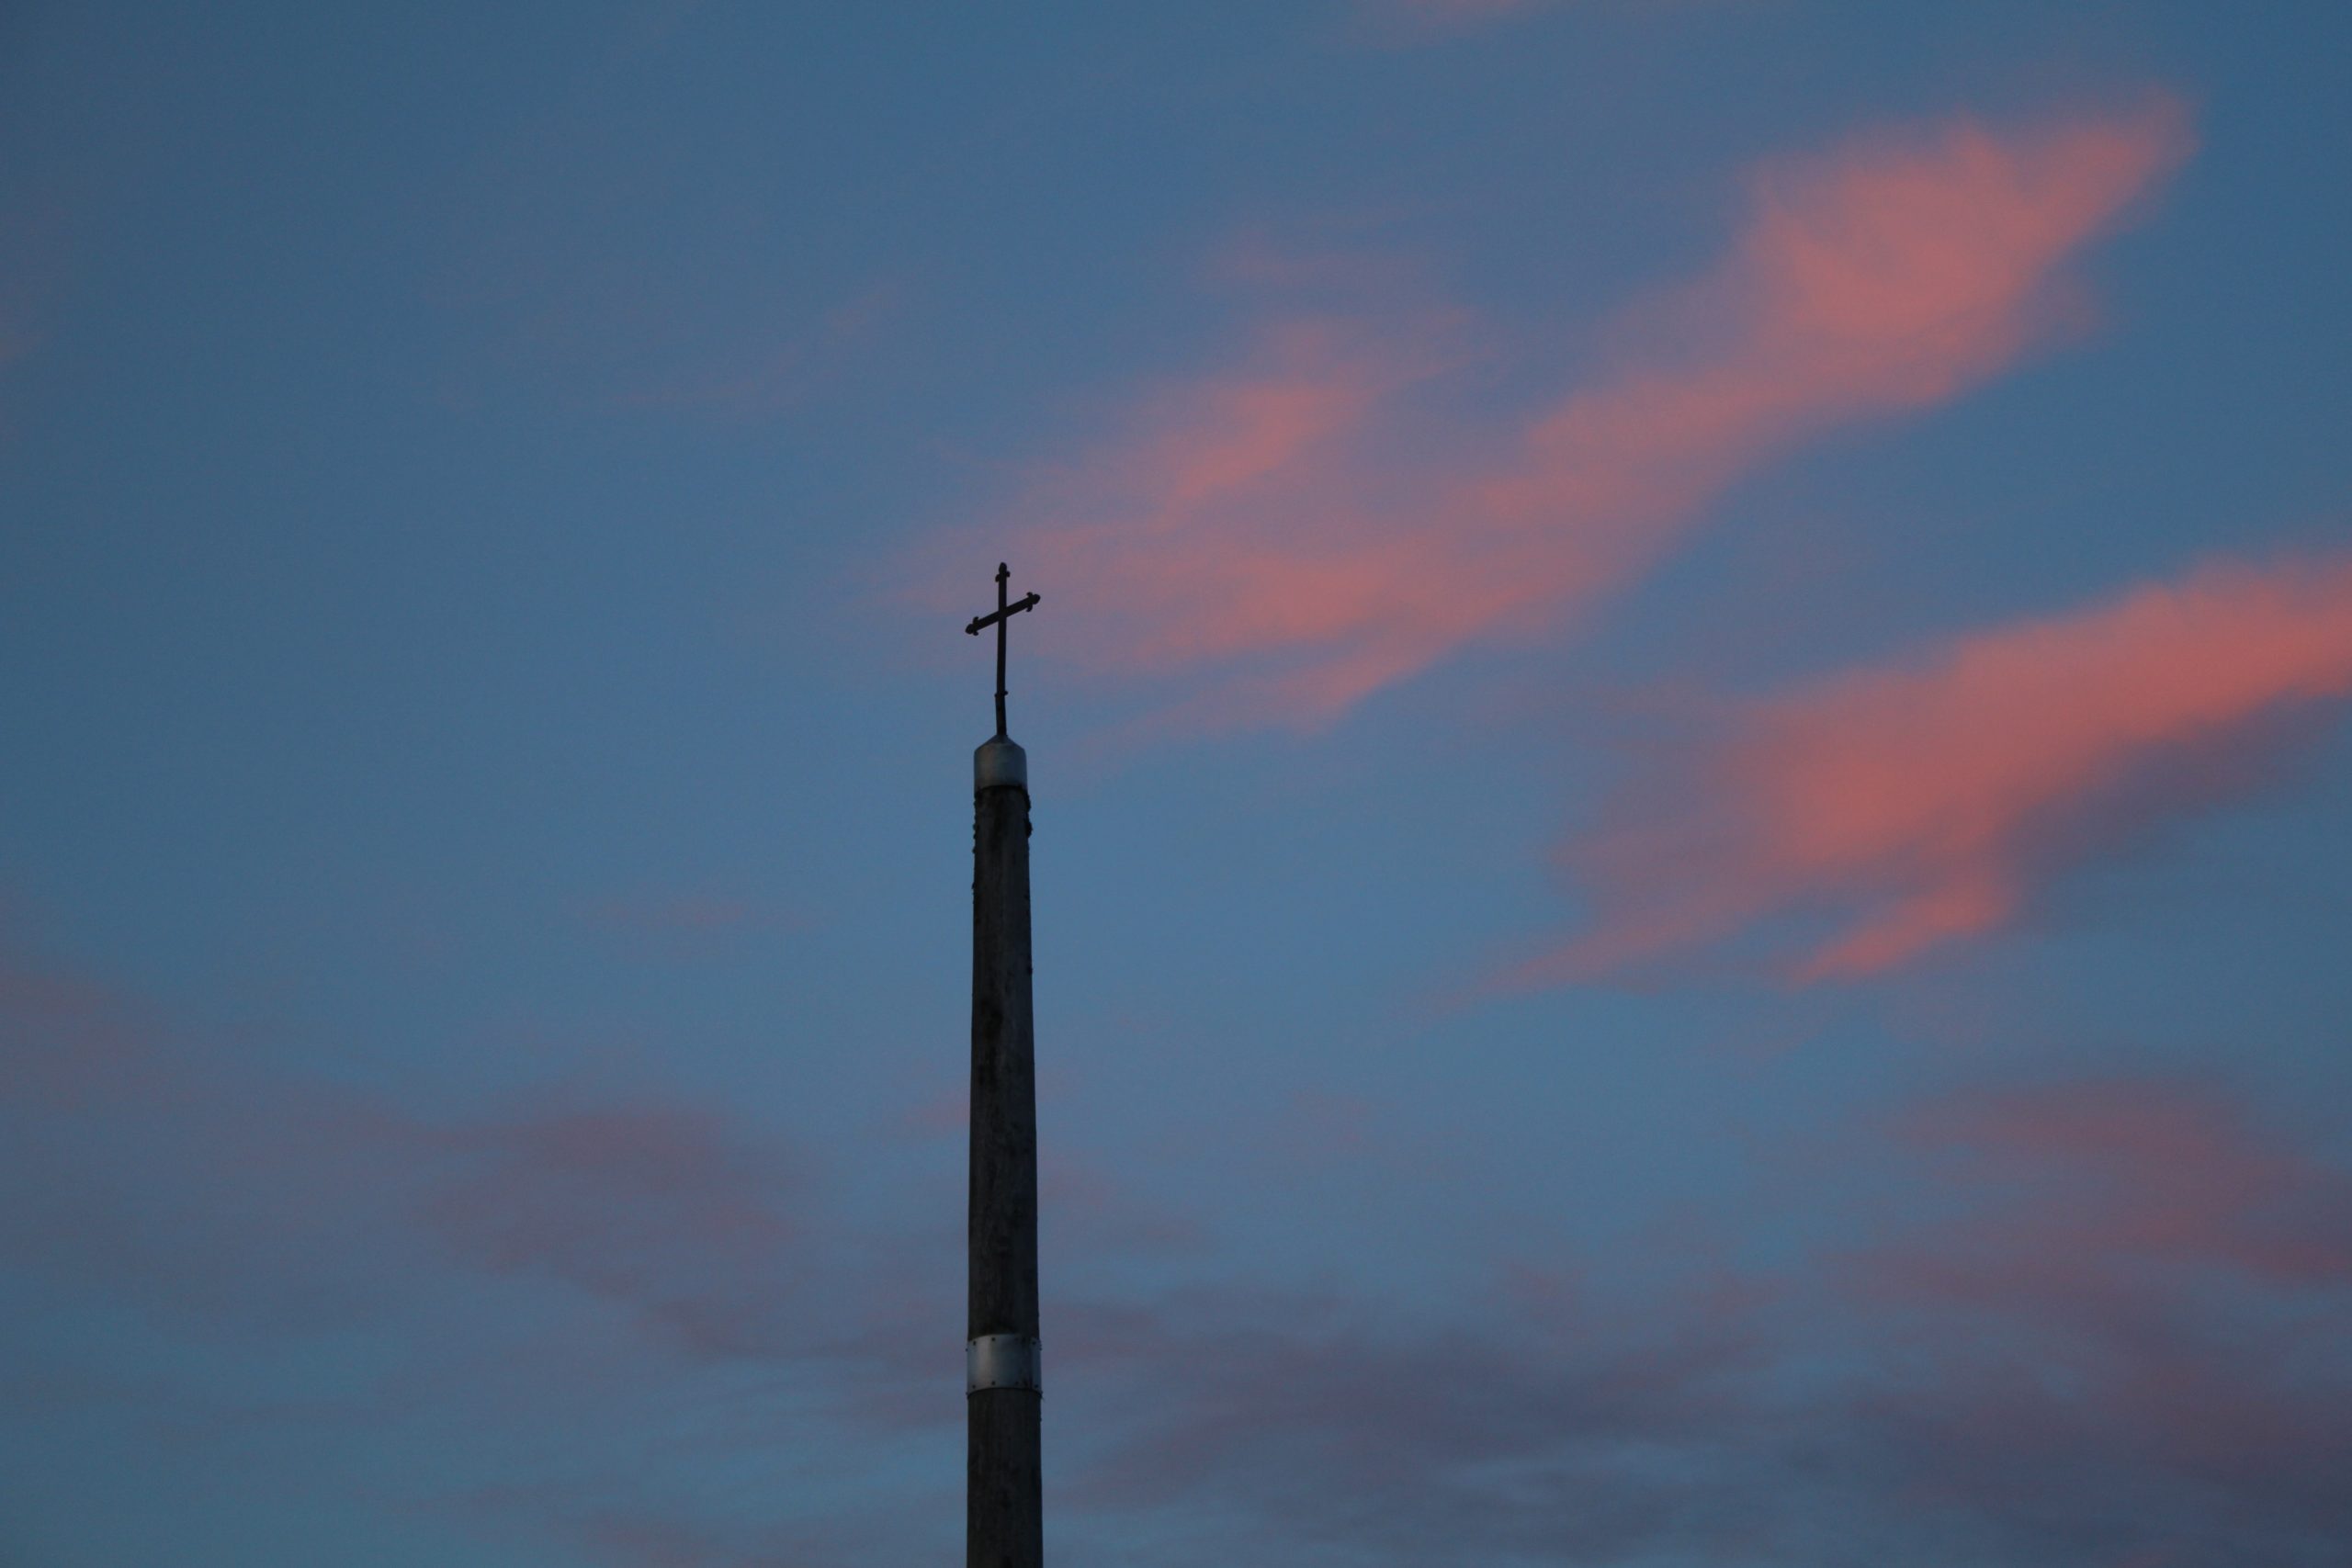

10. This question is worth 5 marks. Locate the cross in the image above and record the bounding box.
[965,561,1041,739]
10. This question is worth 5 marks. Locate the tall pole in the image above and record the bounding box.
[965,565,1042,1568]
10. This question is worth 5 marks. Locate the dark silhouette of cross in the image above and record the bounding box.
[965,562,1041,739]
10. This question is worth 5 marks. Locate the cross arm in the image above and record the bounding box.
[966,592,1041,635]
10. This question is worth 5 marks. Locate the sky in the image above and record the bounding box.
[3,2,2349,1564]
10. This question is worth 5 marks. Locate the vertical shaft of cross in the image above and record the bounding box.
[993,562,1011,739]
[967,563,1041,1568]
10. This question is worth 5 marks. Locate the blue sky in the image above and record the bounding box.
[4,4,2349,1565]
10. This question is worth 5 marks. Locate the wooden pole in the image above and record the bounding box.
[968,735,1040,1568]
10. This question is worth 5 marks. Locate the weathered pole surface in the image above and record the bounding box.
[968,732,1041,1568]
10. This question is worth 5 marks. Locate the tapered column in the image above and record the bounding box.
[968,735,1040,1568]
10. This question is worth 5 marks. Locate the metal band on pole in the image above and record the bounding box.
[966,1334,1043,1395]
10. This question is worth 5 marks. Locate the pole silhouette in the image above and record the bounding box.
[965,564,1041,1568]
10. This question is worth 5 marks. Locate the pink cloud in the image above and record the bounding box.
[959,100,2187,736]
[0,922,815,1359]
[0,924,154,1108]
[1879,1078,2352,1295]
[1834,1078,2352,1531]
[14,917,2350,1560]
[1528,547,2352,985]
[421,1101,807,1357]
[1053,1273,1763,1547]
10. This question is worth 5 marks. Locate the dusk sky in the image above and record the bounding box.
[5,4,2351,1565]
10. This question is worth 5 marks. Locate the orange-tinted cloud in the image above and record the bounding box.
[968,101,2187,735]
[1531,549,2352,986]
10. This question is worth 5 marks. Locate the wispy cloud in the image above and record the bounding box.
[1874,1076,2352,1293]
[1050,1268,1770,1562]
[1035,1075,2352,1566]
[421,1101,807,1358]
[0,920,905,1551]
[1523,547,2352,986]
[1831,1078,2352,1547]
[0,925,811,1354]
[18,922,2346,1564]
[961,100,2187,737]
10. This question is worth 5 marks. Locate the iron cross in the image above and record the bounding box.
[965,562,1041,739]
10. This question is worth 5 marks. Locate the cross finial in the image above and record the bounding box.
[964,561,1041,739]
